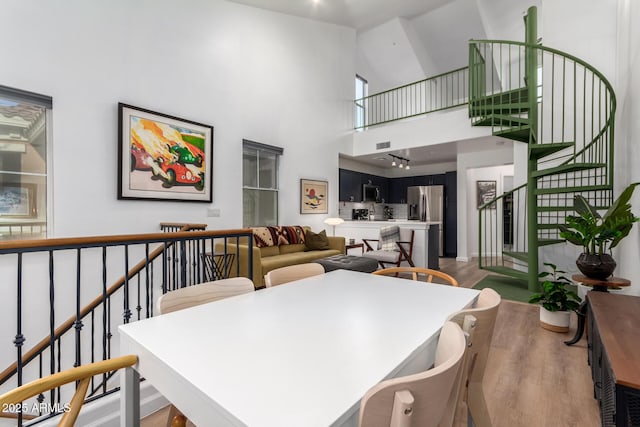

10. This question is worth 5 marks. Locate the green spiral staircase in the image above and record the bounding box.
[471,7,615,291]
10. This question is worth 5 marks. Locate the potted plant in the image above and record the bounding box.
[529,263,582,332]
[558,183,640,279]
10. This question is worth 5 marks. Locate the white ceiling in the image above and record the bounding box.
[225,0,452,31]
[341,137,513,169]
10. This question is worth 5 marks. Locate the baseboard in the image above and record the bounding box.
[456,256,470,262]
[36,382,168,427]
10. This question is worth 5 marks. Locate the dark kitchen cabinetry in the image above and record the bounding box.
[444,171,457,257]
[338,169,362,202]
[339,168,458,258]
[369,174,389,203]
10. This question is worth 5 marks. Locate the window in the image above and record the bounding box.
[355,74,368,130]
[242,140,282,227]
[0,85,51,240]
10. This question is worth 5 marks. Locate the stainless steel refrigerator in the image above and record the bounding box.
[407,185,444,256]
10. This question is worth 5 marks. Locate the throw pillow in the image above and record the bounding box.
[378,225,400,251]
[252,227,276,248]
[305,229,330,251]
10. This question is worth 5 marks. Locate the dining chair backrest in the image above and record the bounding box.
[441,287,501,427]
[157,277,255,315]
[264,263,325,287]
[156,277,255,427]
[358,321,467,427]
[372,267,459,287]
[0,355,137,427]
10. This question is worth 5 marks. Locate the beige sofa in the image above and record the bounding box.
[215,226,345,287]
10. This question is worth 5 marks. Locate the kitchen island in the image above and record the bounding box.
[337,220,441,269]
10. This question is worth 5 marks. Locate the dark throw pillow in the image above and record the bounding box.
[305,229,330,251]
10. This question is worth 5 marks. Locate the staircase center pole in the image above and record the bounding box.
[525,6,540,292]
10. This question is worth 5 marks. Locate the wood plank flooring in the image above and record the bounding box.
[142,258,601,427]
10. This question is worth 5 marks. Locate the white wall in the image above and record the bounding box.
[0,0,355,237]
[613,0,640,295]
[349,107,492,156]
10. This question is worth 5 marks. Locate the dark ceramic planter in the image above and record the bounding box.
[576,253,616,280]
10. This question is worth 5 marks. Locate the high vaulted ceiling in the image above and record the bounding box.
[226,0,452,31]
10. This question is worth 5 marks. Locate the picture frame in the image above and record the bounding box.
[118,103,213,202]
[300,179,328,214]
[0,183,37,217]
[477,180,497,208]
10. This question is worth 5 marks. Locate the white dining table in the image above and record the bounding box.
[119,269,479,427]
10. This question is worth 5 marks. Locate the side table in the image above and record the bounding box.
[345,242,364,255]
[564,274,630,346]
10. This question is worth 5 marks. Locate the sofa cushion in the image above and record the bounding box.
[260,245,281,258]
[261,249,341,276]
[305,229,330,251]
[279,243,306,254]
[378,225,401,251]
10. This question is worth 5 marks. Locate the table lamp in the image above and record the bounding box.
[323,217,344,236]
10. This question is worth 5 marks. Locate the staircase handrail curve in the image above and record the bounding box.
[477,182,526,211]
[469,38,616,180]
[0,226,252,387]
[468,39,616,129]
[354,65,469,104]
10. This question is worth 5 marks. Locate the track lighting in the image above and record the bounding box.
[388,154,410,171]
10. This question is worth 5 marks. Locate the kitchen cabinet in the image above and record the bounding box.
[338,169,362,202]
[444,171,457,257]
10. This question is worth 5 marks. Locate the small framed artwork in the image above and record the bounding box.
[118,103,213,202]
[0,183,37,217]
[477,180,497,208]
[300,179,328,214]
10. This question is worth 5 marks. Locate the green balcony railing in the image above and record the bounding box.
[354,66,469,129]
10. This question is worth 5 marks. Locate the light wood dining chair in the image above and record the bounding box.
[0,355,137,427]
[442,287,501,427]
[264,263,325,287]
[372,266,459,287]
[358,321,467,427]
[157,277,255,427]
[157,277,255,314]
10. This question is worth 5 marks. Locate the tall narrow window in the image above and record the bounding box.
[0,85,51,239]
[355,74,368,130]
[242,140,282,227]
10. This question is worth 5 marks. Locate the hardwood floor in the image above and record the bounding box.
[440,257,600,427]
[142,258,601,426]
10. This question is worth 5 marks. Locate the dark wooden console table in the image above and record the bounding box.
[587,292,640,426]
[564,275,630,346]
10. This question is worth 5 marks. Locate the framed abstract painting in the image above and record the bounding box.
[300,179,328,214]
[118,103,213,202]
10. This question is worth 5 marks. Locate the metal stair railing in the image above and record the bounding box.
[478,184,528,275]
[354,66,470,129]
[0,226,253,425]
[471,39,616,276]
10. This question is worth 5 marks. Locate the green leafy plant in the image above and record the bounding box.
[558,183,640,254]
[528,263,581,312]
